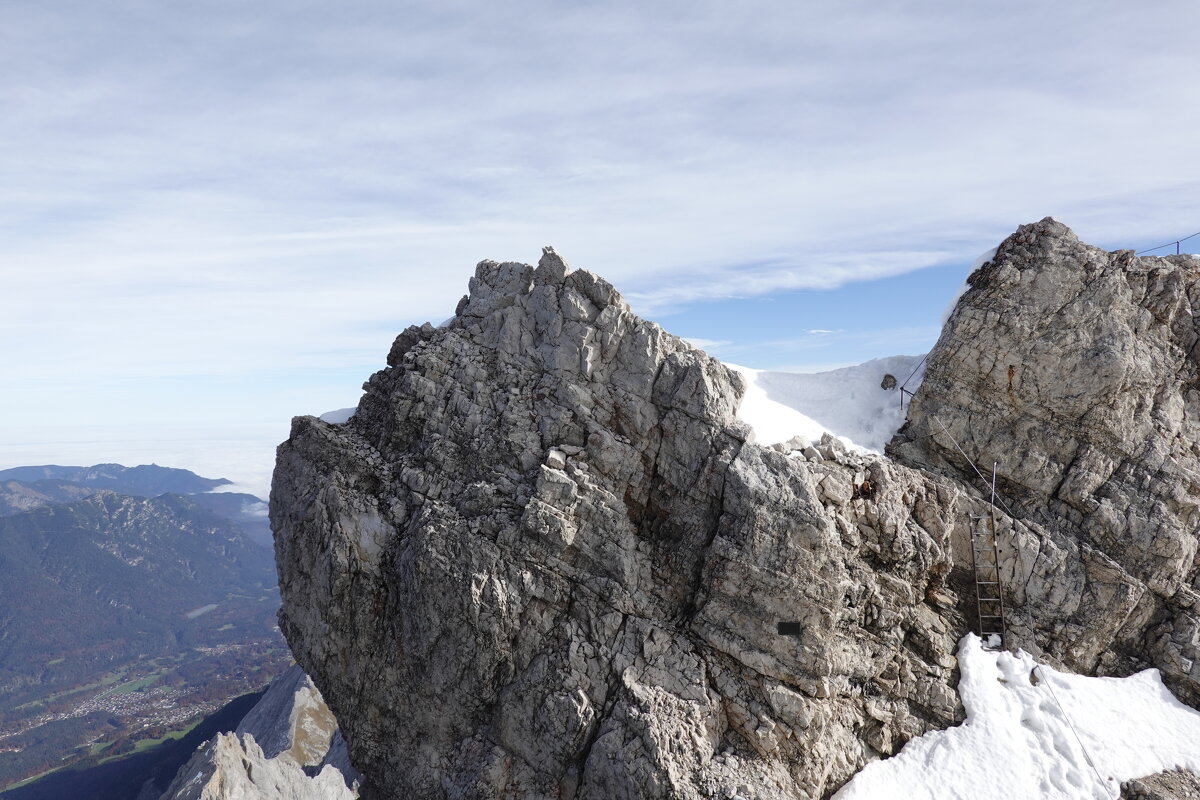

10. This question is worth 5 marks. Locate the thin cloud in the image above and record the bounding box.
[623,248,963,314]
[682,338,732,352]
[3,0,1200,437]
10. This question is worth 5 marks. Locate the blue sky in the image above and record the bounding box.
[3,0,1200,496]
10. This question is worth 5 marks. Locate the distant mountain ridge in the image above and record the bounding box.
[0,463,286,790]
[0,491,275,689]
[0,463,273,546]
[0,479,96,516]
[0,463,231,498]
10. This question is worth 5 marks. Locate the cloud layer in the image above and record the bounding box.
[4,0,1200,434]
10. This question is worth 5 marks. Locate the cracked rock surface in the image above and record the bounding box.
[890,217,1200,704]
[1123,770,1200,800]
[272,231,1200,799]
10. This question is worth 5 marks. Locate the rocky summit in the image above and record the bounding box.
[889,218,1200,702]
[159,665,359,800]
[269,225,1200,799]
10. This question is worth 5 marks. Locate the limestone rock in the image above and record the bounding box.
[889,217,1200,702]
[1123,770,1200,800]
[271,254,984,799]
[157,732,356,800]
[271,232,1200,799]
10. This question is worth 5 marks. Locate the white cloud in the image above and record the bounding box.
[0,423,285,501]
[682,338,732,352]
[4,0,1200,437]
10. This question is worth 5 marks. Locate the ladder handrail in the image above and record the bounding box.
[967,462,1008,649]
[987,461,1008,646]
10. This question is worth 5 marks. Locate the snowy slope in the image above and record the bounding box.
[159,666,359,800]
[836,635,1200,800]
[319,407,357,424]
[728,354,925,452]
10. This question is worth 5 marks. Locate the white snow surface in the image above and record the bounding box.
[940,246,998,326]
[727,355,925,453]
[319,407,357,424]
[835,634,1200,800]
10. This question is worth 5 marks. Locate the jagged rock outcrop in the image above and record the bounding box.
[890,218,1200,701]
[1124,770,1200,800]
[271,232,1200,799]
[159,665,359,800]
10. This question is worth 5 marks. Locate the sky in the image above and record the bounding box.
[4,0,1200,497]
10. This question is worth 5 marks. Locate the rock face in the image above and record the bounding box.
[159,665,359,800]
[1124,770,1200,800]
[890,218,1200,702]
[271,232,1200,799]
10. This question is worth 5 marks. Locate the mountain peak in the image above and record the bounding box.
[270,225,1200,798]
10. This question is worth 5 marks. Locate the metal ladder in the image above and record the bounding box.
[968,463,1007,649]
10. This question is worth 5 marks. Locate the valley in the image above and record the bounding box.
[0,465,289,791]
[0,639,289,792]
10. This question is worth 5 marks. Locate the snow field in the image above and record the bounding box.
[834,635,1200,800]
[319,407,357,424]
[727,354,925,453]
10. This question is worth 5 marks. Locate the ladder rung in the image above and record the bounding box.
[969,509,1008,645]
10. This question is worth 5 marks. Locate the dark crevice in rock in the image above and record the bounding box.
[571,613,629,799]
[680,439,744,628]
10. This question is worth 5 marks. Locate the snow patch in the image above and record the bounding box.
[319,407,357,425]
[941,246,997,326]
[835,634,1200,800]
[728,354,925,453]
